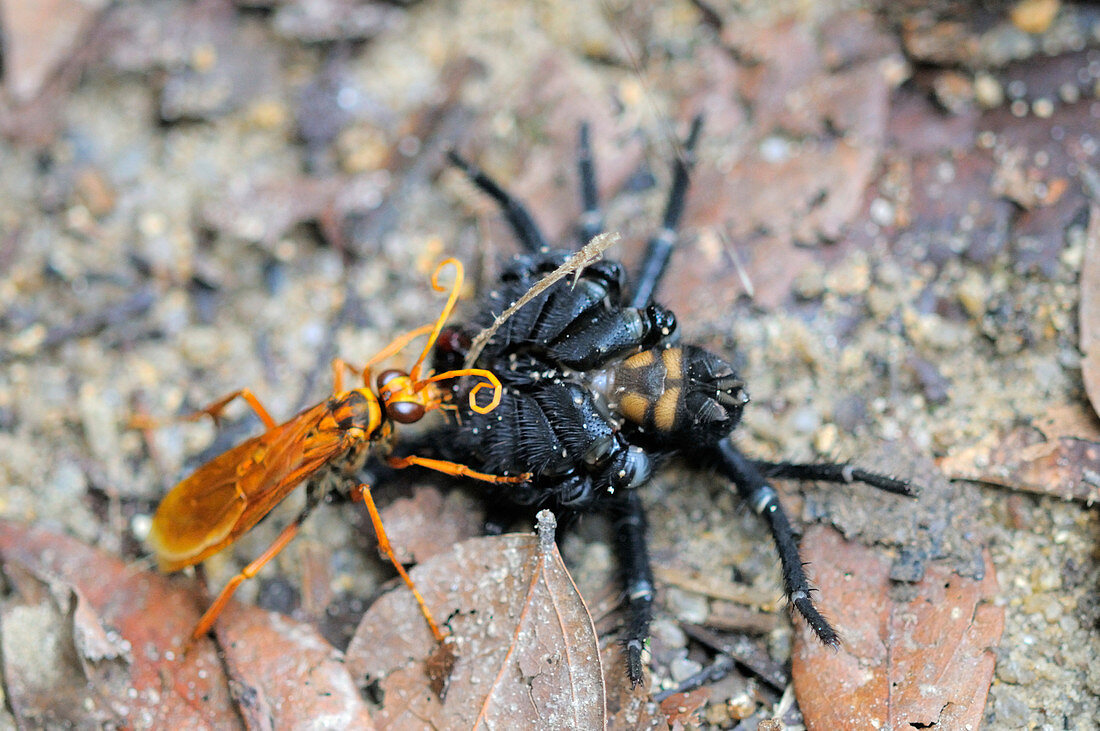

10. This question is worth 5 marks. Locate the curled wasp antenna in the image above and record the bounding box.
[409,257,465,383]
[424,368,504,414]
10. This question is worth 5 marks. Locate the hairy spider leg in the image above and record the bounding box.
[572,116,703,683]
[449,115,702,308]
[576,122,604,245]
[716,442,838,643]
[608,490,654,687]
[753,460,916,497]
[629,114,703,309]
[447,150,548,253]
[715,440,915,645]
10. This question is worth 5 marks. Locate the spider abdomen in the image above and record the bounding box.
[612,345,749,446]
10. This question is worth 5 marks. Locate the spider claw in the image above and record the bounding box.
[850,467,917,497]
[624,639,645,688]
[792,593,839,646]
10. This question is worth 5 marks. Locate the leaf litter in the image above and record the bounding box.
[0,520,239,729]
[1079,204,1100,422]
[792,526,1002,730]
[347,510,605,729]
[3,0,1100,726]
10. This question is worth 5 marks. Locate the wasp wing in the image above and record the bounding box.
[148,405,343,572]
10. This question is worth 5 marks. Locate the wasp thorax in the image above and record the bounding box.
[331,389,383,432]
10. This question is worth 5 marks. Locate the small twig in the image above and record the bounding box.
[681,623,789,691]
[652,655,736,702]
[463,231,620,368]
[719,225,754,300]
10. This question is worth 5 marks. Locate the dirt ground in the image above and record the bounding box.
[1,0,1098,728]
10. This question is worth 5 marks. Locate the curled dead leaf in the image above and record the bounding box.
[941,423,1100,504]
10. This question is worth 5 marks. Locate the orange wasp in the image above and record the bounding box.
[146,258,525,645]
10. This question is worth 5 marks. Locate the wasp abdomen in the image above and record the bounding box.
[613,345,748,446]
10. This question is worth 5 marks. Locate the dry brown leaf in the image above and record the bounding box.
[0,520,239,728]
[792,526,1003,729]
[660,18,897,315]
[941,423,1100,504]
[1079,205,1100,419]
[376,485,484,565]
[347,512,604,729]
[1032,402,1100,441]
[198,175,350,247]
[0,575,124,727]
[659,688,709,727]
[0,0,108,103]
[216,602,375,729]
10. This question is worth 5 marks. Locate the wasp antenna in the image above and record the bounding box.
[424,368,503,414]
[410,258,464,382]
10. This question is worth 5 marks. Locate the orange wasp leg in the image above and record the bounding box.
[188,487,324,641]
[353,483,446,643]
[188,388,277,430]
[387,455,531,485]
[330,358,364,394]
[365,324,435,372]
[330,326,435,392]
[130,388,277,433]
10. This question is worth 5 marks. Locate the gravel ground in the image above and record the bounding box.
[1,0,1098,727]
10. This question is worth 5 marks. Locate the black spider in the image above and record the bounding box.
[428,117,916,685]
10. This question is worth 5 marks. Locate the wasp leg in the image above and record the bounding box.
[609,489,655,688]
[387,455,530,485]
[752,460,916,497]
[189,388,277,430]
[189,484,324,641]
[330,358,364,394]
[629,114,704,309]
[576,121,604,246]
[447,150,548,253]
[129,388,277,437]
[352,483,447,643]
[714,440,839,646]
[364,324,436,371]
